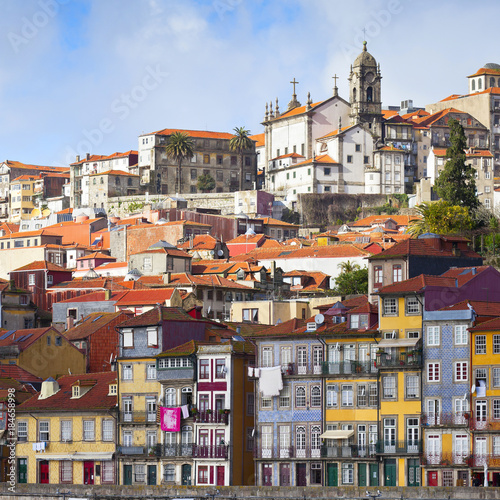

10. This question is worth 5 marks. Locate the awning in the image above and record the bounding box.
[36,452,114,461]
[377,338,419,348]
[320,430,354,439]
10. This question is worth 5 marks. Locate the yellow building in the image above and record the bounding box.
[16,372,118,485]
[469,317,500,486]
[9,175,37,222]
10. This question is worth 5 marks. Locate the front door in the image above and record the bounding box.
[84,461,94,485]
[369,463,379,486]
[18,458,27,483]
[182,464,191,485]
[458,470,469,487]
[384,458,396,486]
[296,463,307,486]
[147,465,156,485]
[280,463,290,486]
[262,463,272,486]
[123,464,132,485]
[216,466,225,486]
[358,463,367,486]
[407,458,420,486]
[39,460,49,484]
[427,470,438,486]
[327,463,338,486]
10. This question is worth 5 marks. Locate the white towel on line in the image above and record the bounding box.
[259,366,283,397]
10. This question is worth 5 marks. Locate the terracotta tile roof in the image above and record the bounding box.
[401,110,430,120]
[94,261,128,270]
[318,125,357,139]
[90,170,138,176]
[257,217,300,228]
[2,160,69,173]
[0,327,56,350]
[271,152,305,161]
[470,316,500,332]
[0,229,62,240]
[250,133,265,148]
[467,149,493,158]
[439,94,463,102]
[114,288,175,306]
[10,260,69,272]
[64,311,131,341]
[260,239,282,248]
[379,145,405,152]
[157,339,201,357]
[118,306,200,328]
[468,67,500,77]
[272,101,324,120]
[17,372,117,412]
[223,322,270,336]
[145,128,235,140]
[76,252,115,261]
[164,272,253,290]
[56,291,127,303]
[70,155,107,166]
[178,234,219,251]
[348,302,378,315]
[440,266,490,286]
[292,154,340,168]
[71,150,137,165]
[0,364,41,384]
[191,261,234,275]
[432,148,448,157]
[50,278,130,291]
[437,300,500,317]
[11,174,40,181]
[377,274,456,295]
[244,318,308,338]
[350,215,419,227]
[382,110,399,119]
[226,233,266,245]
[413,108,472,128]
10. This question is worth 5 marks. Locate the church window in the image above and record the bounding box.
[347,155,353,163]
[284,147,288,155]
[301,144,305,156]
[276,149,280,158]
[245,156,251,166]
[367,87,373,102]
[353,88,357,102]
[293,145,297,153]
[364,156,369,164]
[472,79,475,91]
[308,168,311,175]
[286,173,289,180]
[355,144,361,152]
[293,172,296,178]
[478,79,482,90]
[324,168,331,176]
[490,77,495,88]
[324,186,331,192]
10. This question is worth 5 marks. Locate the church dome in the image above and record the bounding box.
[354,41,377,67]
[484,63,500,70]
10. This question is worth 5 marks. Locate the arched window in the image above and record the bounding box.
[181,425,193,446]
[352,88,357,102]
[181,387,192,406]
[127,177,133,186]
[100,177,104,184]
[165,388,176,407]
[311,425,321,453]
[296,426,306,456]
[295,386,306,407]
[490,77,496,88]
[478,78,482,90]
[93,178,96,185]
[472,79,475,91]
[366,86,373,102]
[115,176,121,186]
[311,386,321,407]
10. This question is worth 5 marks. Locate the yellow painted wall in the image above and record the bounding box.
[378,296,422,333]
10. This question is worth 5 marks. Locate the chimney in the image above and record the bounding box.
[38,377,60,400]
[66,315,74,331]
[163,272,171,284]
[104,289,111,300]
[86,153,90,160]
[76,155,80,162]
[8,280,15,291]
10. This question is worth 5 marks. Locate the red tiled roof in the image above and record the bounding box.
[145,128,235,140]
[439,266,491,286]
[226,234,266,245]
[0,327,56,350]
[0,229,62,240]
[10,260,69,272]
[250,133,265,148]
[318,125,357,139]
[273,101,324,120]
[379,145,405,152]
[350,215,419,227]
[468,67,500,77]
[244,318,308,338]
[2,160,69,173]
[470,316,500,332]
[437,300,500,317]
[271,152,305,161]
[76,252,115,261]
[56,291,127,303]
[94,261,128,270]
[130,247,192,258]
[382,110,399,119]
[118,306,198,328]
[64,311,131,341]
[114,288,175,306]
[0,364,41,383]
[257,217,300,228]
[17,372,117,411]
[377,274,456,295]
[178,234,219,251]
[163,273,253,290]
[90,170,138,177]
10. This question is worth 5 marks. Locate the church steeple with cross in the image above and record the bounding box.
[287,78,302,111]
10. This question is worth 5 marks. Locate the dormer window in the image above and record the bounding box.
[72,386,80,398]
[108,384,117,396]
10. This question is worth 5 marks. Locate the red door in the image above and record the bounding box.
[427,470,438,486]
[39,461,49,483]
[262,463,272,486]
[216,466,225,486]
[84,461,94,485]
[280,463,290,486]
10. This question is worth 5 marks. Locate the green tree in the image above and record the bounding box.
[408,200,475,236]
[229,126,253,190]
[333,266,368,296]
[434,118,479,211]
[337,260,361,274]
[197,173,215,193]
[165,132,195,194]
[281,207,300,225]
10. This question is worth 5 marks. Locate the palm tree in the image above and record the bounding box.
[337,260,361,274]
[229,126,253,191]
[165,132,195,194]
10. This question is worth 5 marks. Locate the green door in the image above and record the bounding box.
[327,463,338,486]
[123,465,132,485]
[407,459,420,487]
[369,463,379,486]
[358,463,367,486]
[384,459,397,486]
[17,458,27,483]
[147,464,156,485]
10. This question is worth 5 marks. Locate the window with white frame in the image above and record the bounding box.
[60,420,72,441]
[83,420,94,441]
[147,327,158,347]
[428,362,440,382]
[60,461,72,483]
[475,335,486,354]
[261,425,273,456]
[341,384,353,406]
[311,386,321,407]
[102,419,113,441]
[17,421,27,441]
[122,329,133,348]
[357,384,367,406]
[39,421,49,441]
[369,383,378,406]
[295,386,306,407]
[164,464,175,482]
[406,296,420,315]
[454,361,468,382]
[281,346,291,366]
[342,463,354,484]
[101,461,114,483]
[494,436,500,456]
[327,384,338,407]
[494,335,500,354]
[311,426,321,455]
[427,326,440,346]
[383,376,396,399]
[454,433,468,458]
[383,297,397,315]
[455,325,468,345]
[164,388,176,407]
[122,364,133,380]
[146,363,156,380]
[134,464,145,483]
[296,426,306,455]
[261,395,272,409]
[494,367,500,387]
[123,430,133,447]
[279,385,290,408]
[406,375,419,399]
[493,399,500,419]
[261,346,273,367]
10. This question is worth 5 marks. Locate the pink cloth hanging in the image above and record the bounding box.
[160,407,181,432]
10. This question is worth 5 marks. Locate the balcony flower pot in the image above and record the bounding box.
[224,409,230,415]
[206,409,212,414]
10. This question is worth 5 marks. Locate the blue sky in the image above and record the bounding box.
[1,0,499,166]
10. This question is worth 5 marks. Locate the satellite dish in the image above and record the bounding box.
[471,384,476,394]
[217,249,224,256]
[315,314,325,325]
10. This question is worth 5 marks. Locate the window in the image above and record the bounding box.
[357,384,367,406]
[164,388,176,407]
[324,167,331,175]
[55,336,62,346]
[383,376,396,399]
[494,368,500,387]
[364,155,369,164]
[261,346,272,367]
[383,297,397,315]
[310,461,321,485]
[427,362,440,382]
[342,463,354,484]
[147,327,158,347]
[494,335,500,354]
[102,419,113,441]
[47,275,53,285]
[215,359,226,378]
[60,420,72,442]
[455,362,468,382]
[164,464,175,482]
[341,384,353,406]
[295,386,306,407]
[243,308,259,323]
[122,329,133,348]
[247,393,255,415]
[279,385,290,408]
[60,461,72,483]
[347,155,353,163]
[327,384,338,407]
[405,296,420,315]
[17,421,27,441]
[134,464,145,483]
[199,359,209,379]
[261,395,272,409]
[475,335,486,354]
[406,375,419,399]
[311,386,321,407]
[37,421,50,444]
[122,364,133,380]
[83,420,94,441]
[355,144,361,152]
[374,265,382,286]
[493,399,500,419]
[393,265,402,283]
[369,383,378,406]
[455,325,468,345]
[427,326,440,346]
[146,363,156,380]
[28,274,35,286]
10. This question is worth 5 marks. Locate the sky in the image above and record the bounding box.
[1,0,500,167]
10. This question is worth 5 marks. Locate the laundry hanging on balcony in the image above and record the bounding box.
[181,405,190,419]
[160,407,181,432]
[258,366,283,397]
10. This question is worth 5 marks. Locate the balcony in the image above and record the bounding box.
[322,444,377,458]
[253,445,322,459]
[375,440,422,455]
[282,362,324,376]
[422,452,500,468]
[422,412,469,427]
[118,446,145,455]
[119,411,157,424]
[469,416,500,431]
[375,350,422,368]
[193,444,229,459]
[322,360,376,376]
[193,411,229,424]
[162,444,194,457]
